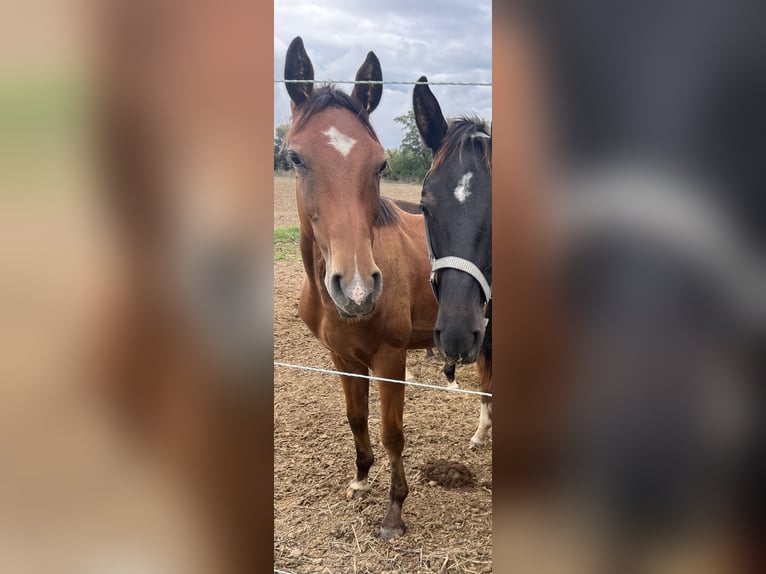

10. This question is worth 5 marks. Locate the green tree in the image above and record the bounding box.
[274,123,291,172]
[395,110,431,161]
[384,110,431,182]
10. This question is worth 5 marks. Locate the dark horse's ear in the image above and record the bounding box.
[351,51,382,114]
[284,36,314,107]
[413,76,448,154]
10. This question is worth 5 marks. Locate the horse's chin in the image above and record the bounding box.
[439,351,479,366]
[337,303,376,319]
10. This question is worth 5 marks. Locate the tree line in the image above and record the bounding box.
[274,110,430,182]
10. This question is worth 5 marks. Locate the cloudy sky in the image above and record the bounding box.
[274,0,491,150]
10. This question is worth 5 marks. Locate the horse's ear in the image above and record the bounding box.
[351,51,382,114]
[284,36,314,107]
[413,76,448,153]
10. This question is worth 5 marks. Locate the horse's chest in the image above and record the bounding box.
[298,295,412,364]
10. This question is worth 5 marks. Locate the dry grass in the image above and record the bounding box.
[273,260,492,572]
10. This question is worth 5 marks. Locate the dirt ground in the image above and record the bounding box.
[273,176,493,573]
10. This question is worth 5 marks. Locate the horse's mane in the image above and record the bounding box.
[374,196,401,227]
[287,85,380,143]
[431,116,492,173]
[390,198,421,214]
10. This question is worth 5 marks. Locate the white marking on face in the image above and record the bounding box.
[454,172,474,203]
[322,126,357,157]
[350,254,366,305]
[351,283,365,305]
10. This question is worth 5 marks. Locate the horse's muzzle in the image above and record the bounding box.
[328,269,382,318]
[433,321,484,365]
[336,295,377,318]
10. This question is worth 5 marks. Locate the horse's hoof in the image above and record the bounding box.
[346,480,370,500]
[446,381,459,389]
[379,525,405,540]
[468,437,485,449]
[346,487,369,500]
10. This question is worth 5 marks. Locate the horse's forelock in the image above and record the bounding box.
[431,116,491,174]
[285,85,397,228]
[287,85,380,143]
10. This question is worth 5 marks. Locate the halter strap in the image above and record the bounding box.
[422,209,492,310]
[430,255,491,328]
[430,256,492,306]
[421,197,491,327]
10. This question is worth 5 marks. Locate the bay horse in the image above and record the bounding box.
[413,77,493,448]
[283,37,438,539]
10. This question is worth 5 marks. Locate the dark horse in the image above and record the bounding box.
[413,77,493,448]
[283,37,438,539]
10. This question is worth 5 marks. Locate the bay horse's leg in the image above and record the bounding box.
[331,353,375,500]
[470,349,493,448]
[372,349,408,539]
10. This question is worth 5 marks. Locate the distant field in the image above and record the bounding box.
[273,174,422,230]
[273,226,300,262]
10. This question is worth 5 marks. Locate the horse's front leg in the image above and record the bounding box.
[470,349,493,448]
[470,397,493,448]
[371,348,408,539]
[331,353,374,500]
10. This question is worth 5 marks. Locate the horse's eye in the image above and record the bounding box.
[287,150,305,168]
[377,160,389,175]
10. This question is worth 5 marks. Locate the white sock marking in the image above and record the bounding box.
[470,401,492,446]
[348,478,370,491]
[347,477,370,499]
[454,172,474,203]
[323,126,357,157]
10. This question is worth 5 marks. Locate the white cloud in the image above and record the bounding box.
[274,0,491,149]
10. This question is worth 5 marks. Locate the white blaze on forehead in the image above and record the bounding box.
[322,126,357,157]
[454,172,474,203]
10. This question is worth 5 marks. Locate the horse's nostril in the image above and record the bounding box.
[371,270,382,293]
[330,273,343,297]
